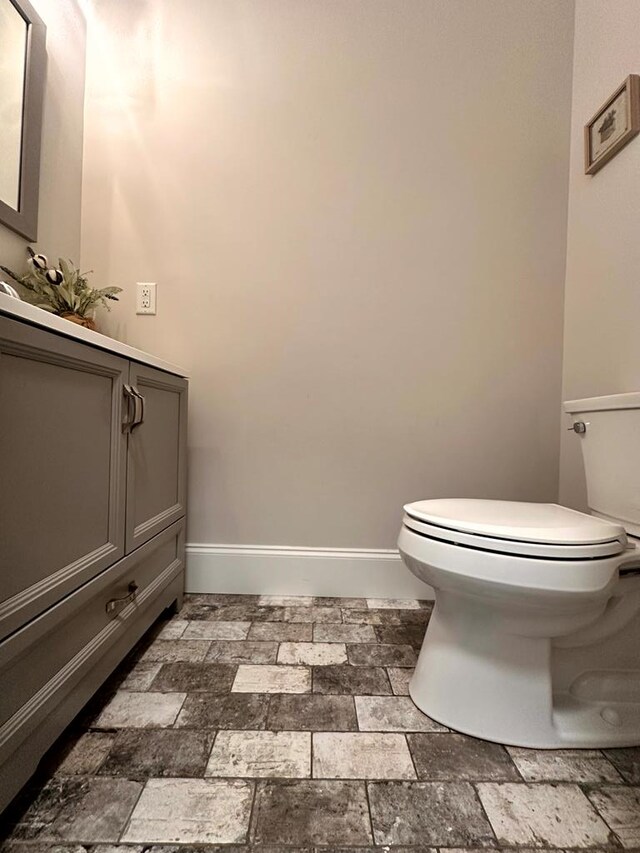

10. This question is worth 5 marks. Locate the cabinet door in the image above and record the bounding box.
[125,362,187,553]
[0,316,128,641]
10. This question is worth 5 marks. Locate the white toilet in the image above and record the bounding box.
[399,391,640,748]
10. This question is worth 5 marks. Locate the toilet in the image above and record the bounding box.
[398,391,640,748]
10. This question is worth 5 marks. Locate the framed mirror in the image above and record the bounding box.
[0,0,46,240]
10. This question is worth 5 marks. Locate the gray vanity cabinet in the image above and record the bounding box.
[125,362,188,553]
[0,312,187,813]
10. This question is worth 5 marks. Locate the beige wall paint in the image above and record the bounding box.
[0,1,86,271]
[559,0,640,510]
[82,0,574,548]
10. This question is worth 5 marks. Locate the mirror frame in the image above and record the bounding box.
[0,0,46,241]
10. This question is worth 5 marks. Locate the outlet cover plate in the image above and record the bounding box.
[136,282,156,315]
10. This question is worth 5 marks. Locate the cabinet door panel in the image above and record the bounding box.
[0,317,127,640]
[125,362,187,552]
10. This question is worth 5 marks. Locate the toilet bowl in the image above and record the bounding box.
[399,391,640,748]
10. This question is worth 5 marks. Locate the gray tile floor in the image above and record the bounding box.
[2,593,640,851]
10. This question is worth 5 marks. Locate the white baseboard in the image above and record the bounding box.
[185,543,433,600]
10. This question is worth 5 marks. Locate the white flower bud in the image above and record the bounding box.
[46,268,64,285]
[31,253,48,270]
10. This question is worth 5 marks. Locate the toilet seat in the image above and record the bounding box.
[404,499,627,560]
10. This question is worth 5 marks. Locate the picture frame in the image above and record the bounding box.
[584,74,640,175]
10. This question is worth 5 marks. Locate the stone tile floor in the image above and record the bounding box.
[2,593,640,851]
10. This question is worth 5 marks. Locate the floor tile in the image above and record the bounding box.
[310,849,434,853]
[366,598,421,610]
[374,623,427,649]
[314,596,367,608]
[99,729,213,780]
[284,606,343,623]
[149,663,237,693]
[247,621,313,642]
[181,621,251,640]
[258,595,314,606]
[120,661,163,692]
[588,786,640,848]
[341,609,386,625]
[347,643,417,667]
[186,592,259,606]
[355,696,446,732]
[155,619,189,639]
[368,780,494,846]
[278,642,347,666]
[387,667,413,695]
[603,746,640,783]
[313,623,376,643]
[344,609,430,626]
[232,664,311,693]
[122,778,253,844]
[94,691,185,728]
[205,640,278,664]
[508,746,622,782]
[313,665,391,695]
[408,733,518,780]
[313,732,415,779]
[0,845,95,853]
[477,781,613,848]
[55,733,115,776]
[175,692,270,730]
[206,730,311,778]
[170,602,215,621]
[16,777,142,842]
[252,779,373,846]
[267,694,357,731]
[140,639,211,663]
[199,604,285,622]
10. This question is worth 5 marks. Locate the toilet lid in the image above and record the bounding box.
[404,499,626,547]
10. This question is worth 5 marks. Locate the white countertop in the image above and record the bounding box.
[0,292,188,377]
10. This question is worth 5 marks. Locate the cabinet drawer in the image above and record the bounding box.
[0,520,184,763]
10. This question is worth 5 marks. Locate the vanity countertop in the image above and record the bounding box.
[0,292,188,377]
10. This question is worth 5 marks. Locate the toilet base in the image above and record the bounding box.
[410,599,640,748]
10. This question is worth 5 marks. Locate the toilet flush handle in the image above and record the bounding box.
[568,421,587,434]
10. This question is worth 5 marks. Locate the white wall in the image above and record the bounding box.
[0,0,86,271]
[81,0,574,551]
[559,0,640,510]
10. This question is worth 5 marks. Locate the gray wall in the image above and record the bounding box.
[81,0,575,549]
[559,0,640,510]
[0,1,86,271]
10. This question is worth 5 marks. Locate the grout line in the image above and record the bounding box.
[582,785,626,848]
[363,778,377,846]
[470,780,500,847]
[115,772,146,844]
[245,776,259,845]
[405,731,420,780]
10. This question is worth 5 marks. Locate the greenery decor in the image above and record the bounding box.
[1,247,122,331]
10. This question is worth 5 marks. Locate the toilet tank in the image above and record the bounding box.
[564,392,640,537]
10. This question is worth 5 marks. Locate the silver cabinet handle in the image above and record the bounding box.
[130,386,145,431]
[106,581,139,614]
[122,384,136,432]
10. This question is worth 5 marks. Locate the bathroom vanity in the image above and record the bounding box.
[0,294,188,811]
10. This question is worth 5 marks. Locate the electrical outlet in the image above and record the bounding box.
[136,282,157,315]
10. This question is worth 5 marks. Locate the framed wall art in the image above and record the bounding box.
[584,74,640,175]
